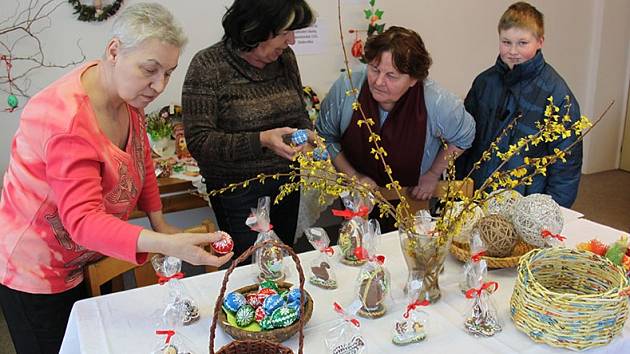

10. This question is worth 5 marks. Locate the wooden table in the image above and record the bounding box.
[129,177,208,219]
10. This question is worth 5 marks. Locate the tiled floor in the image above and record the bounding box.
[1,169,628,353]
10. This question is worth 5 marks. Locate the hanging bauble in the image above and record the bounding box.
[7,94,18,110]
[511,194,563,248]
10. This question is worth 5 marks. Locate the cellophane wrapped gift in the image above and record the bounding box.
[392,280,429,346]
[325,302,367,354]
[150,328,196,354]
[459,231,488,293]
[464,281,502,337]
[305,227,338,289]
[246,196,286,282]
[355,220,391,319]
[334,191,373,266]
[151,255,199,326]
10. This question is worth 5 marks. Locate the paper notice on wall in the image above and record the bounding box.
[291,18,326,55]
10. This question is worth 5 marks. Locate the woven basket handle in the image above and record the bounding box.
[209,240,306,354]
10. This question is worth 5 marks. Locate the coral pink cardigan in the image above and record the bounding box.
[0,62,162,294]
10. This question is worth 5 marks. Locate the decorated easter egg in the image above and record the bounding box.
[313,147,329,161]
[235,304,255,327]
[270,306,299,328]
[287,300,301,315]
[259,280,279,293]
[263,294,284,315]
[256,287,277,304]
[211,231,234,255]
[223,292,246,313]
[286,288,301,303]
[255,306,267,322]
[290,129,308,145]
[259,316,275,330]
[246,293,261,308]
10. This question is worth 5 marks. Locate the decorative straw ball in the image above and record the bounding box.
[473,214,519,257]
[451,201,484,244]
[511,194,563,248]
[482,189,522,218]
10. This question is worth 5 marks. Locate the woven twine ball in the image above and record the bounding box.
[473,214,519,257]
[482,189,523,218]
[511,193,563,248]
[451,201,484,244]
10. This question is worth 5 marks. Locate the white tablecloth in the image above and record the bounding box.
[61,215,629,354]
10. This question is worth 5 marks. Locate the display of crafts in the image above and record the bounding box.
[451,192,565,267]
[576,234,630,274]
[222,280,304,332]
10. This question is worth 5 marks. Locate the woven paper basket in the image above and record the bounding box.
[450,240,536,268]
[510,247,630,351]
[210,240,311,354]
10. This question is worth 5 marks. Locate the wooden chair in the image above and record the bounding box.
[84,219,217,296]
[377,178,474,214]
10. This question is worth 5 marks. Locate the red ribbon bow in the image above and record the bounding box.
[465,281,499,299]
[156,330,175,344]
[333,302,360,327]
[403,299,430,319]
[157,272,184,285]
[353,247,384,265]
[321,247,335,256]
[541,230,566,242]
[471,251,486,262]
[250,223,273,233]
[332,206,369,220]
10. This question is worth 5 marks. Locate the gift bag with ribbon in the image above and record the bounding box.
[334,191,373,266]
[392,280,429,346]
[354,220,390,319]
[246,196,286,282]
[150,329,197,354]
[151,255,200,326]
[464,281,502,337]
[459,231,488,293]
[305,227,337,289]
[325,302,367,354]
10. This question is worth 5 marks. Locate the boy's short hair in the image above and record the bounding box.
[498,1,544,38]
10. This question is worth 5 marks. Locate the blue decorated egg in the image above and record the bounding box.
[263,293,285,316]
[286,288,301,303]
[313,147,329,161]
[223,292,246,313]
[291,129,308,145]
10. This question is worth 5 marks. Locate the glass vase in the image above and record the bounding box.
[399,228,448,303]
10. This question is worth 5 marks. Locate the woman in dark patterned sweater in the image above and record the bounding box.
[182,0,315,259]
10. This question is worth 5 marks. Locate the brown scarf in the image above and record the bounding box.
[341,80,427,187]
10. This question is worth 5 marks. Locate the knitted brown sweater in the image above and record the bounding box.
[182,41,311,189]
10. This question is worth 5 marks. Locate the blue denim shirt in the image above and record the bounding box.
[316,66,475,176]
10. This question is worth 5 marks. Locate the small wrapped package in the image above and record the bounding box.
[355,220,390,319]
[151,329,195,354]
[464,281,502,337]
[305,227,338,289]
[333,191,372,266]
[325,302,367,354]
[152,255,199,326]
[540,229,567,248]
[392,280,429,346]
[246,196,286,282]
[459,231,488,293]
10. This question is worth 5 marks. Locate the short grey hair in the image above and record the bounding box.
[110,2,188,51]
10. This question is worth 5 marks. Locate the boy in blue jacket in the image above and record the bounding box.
[457,1,582,207]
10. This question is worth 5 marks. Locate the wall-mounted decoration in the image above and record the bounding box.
[68,0,123,22]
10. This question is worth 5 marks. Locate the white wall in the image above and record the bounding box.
[1,0,629,184]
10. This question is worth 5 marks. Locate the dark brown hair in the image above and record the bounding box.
[498,2,544,38]
[363,26,432,81]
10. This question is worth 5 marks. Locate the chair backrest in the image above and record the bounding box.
[83,219,216,296]
[377,179,474,214]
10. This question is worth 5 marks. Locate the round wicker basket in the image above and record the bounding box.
[210,240,310,354]
[511,247,630,351]
[450,240,535,268]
